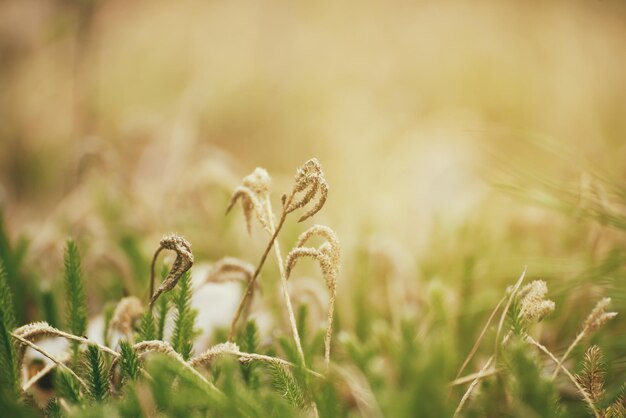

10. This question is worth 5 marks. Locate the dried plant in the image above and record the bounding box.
[285,224,340,369]
[227,159,331,368]
[109,296,144,339]
[283,158,329,223]
[226,168,272,234]
[517,280,556,323]
[204,257,255,285]
[149,234,194,307]
[551,297,617,380]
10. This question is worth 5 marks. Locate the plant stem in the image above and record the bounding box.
[12,333,89,391]
[263,195,306,367]
[526,335,600,418]
[228,209,288,340]
[550,331,584,380]
[149,246,164,309]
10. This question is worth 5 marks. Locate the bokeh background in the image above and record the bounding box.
[2,0,626,415]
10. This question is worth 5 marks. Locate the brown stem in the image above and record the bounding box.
[228,210,289,340]
[149,246,164,309]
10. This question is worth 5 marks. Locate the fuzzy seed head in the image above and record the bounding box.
[227,168,272,234]
[518,280,555,322]
[109,297,144,337]
[188,342,240,367]
[285,158,329,222]
[583,297,617,333]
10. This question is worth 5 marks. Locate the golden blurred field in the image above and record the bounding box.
[2,1,626,416]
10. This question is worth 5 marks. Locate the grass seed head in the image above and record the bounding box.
[227,168,272,234]
[284,158,329,222]
[518,280,555,323]
[583,297,617,334]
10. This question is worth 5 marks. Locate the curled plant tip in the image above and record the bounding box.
[285,225,340,291]
[518,280,555,323]
[285,225,340,368]
[109,296,144,338]
[150,234,194,307]
[583,297,617,333]
[284,158,329,222]
[205,257,255,285]
[226,168,271,234]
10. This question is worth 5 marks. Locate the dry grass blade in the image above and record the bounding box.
[189,342,323,378]
[493,267,526,360]
[454,295,506,380]
[13,321,120,360]
[12,333,89,391]
[149,234,194,307]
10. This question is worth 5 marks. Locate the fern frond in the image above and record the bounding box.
[138,310,156,342]
[44,398,62,418]
[269,362,307,410]
[56,368,82,404]
[0,261,19,396]
[119,340,140,382]
[171,271,198,360]
[606,394,626,418]
[84,345,107,402]
[238,320,260,388]
[576,346,605,406]
[63,240,87,362]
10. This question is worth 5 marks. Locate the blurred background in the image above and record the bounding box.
[1,0,626,414]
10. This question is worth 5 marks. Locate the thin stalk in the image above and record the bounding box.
[526,335,600,418]
[450,367,499,387]
[324,295,335,370]
[550,331,584,380]
[455,295,506,380]
[264,195,306,366]
[23,361,58,391]
[149,247,164,309]
[12,333,88,391]
[228,210,288,340]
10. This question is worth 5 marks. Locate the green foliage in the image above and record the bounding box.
[170,271,198,360]
[84,345,108,403]
[0,261,19,396]
[0,210,28,324]
[138,310,156,342]
[505,338,562,417]
[56,368,82,405]
[64,240,87,362]
[238,320,260,388]
[268,362,307,410]
[45,399,63,418]
[119,340,140,382]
